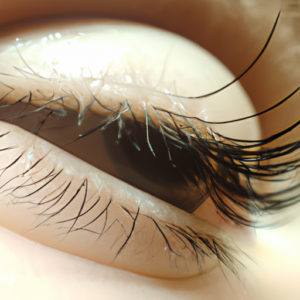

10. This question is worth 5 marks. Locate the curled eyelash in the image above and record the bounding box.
[1,9,300,228]
[151,108,300,226]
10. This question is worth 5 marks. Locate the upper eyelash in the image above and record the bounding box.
[162,11,281,100]
[0,9,299,228]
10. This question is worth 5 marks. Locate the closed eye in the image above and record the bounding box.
[0,7,298,282]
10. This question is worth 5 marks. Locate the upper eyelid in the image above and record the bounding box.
[0,10,281,127]
[0,20,297,222]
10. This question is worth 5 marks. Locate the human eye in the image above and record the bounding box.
[0,18,258,279]
[1,0,300,298]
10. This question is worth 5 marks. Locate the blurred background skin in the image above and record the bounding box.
[1,0,300,299]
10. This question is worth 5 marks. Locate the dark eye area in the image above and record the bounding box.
[97,117,208,212]
[7,103,207,212]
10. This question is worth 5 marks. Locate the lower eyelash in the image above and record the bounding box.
[0,130,246,278]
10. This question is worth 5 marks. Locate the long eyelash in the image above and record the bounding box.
[55,10,300,226]
[166,11,281,100]
[156,85,300,126]
[1,9,299,227]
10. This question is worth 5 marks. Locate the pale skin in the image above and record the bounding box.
[0,1,300,300]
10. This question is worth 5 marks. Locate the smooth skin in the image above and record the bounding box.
[0,0,300,300]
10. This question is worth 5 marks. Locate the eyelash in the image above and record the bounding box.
[0,9,297,278]
[0,134,244,277]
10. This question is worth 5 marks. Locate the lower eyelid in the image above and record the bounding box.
[0,20,255,280]
[0,121,242,279]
